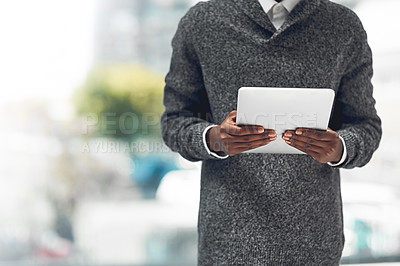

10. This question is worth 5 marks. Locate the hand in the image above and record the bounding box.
[206,111,277,156]
[282,128,343,164]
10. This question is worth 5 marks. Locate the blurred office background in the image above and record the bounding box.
[0,0,399,265]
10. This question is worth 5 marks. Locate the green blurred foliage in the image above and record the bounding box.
[74,64,165,141]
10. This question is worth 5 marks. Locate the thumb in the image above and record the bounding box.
[228,110,237,123]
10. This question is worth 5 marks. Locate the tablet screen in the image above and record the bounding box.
[236,87,335,154]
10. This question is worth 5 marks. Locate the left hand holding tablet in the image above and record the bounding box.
[282,128,343,164]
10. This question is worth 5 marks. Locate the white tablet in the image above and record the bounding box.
[236,87,335,154]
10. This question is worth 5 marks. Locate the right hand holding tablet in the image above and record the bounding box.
[206,110,277,156]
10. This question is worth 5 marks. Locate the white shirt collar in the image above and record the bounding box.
[258,0,301,14]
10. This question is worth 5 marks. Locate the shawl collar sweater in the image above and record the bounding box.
[161,0,381,264]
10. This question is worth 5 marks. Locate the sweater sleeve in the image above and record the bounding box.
[331,19,382,169]
[161,7,218,162]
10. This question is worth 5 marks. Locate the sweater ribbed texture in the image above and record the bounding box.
[161,0,382,264]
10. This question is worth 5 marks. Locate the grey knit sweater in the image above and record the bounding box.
[161,0,382,264]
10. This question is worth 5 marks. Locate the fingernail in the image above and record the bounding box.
[258,127,264,133]
[268,132,276,137]
[296,129,302,135]
[270,136,277,141]
[282,136,289,140]
[285,132,292,137]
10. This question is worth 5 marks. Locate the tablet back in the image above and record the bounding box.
[236,87,335,154]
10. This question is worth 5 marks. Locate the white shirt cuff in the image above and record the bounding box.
[327,136,347,167]
[202,125,229,159]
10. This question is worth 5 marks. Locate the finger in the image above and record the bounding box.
[226,124,275,136]
[229,139,273,155]
[284,137,325,155]
[234,137,276,148]
[223,124,264,136]
[223,111,263,135]
[238,125,267,135]
[228,110,238,122]
[229,131,277,143]
[219,133,275,148]
[225,111,275,136]
[293,128,334,141]
[285,140,320,160]
[282,132,329,149]
[235,138,272,149]
[220,134,275,148]
[283,130,295,134]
